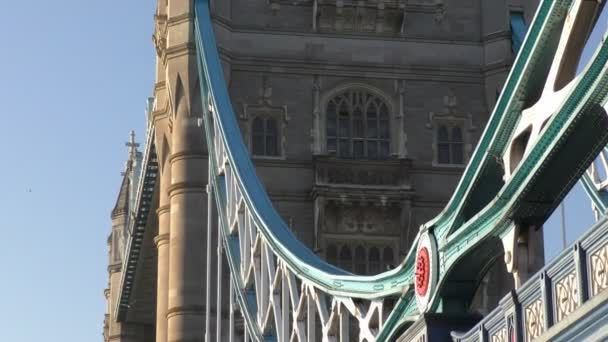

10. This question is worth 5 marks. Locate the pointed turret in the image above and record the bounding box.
[103,131,143,342]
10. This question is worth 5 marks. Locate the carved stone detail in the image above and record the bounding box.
[434,3,445,23]
[324,205,400,235]
[153,15,168,58]
[321,167,401,186]
[555,271,579,323]
[315,158,412,188]
[338,207,390,234]
[425,93,476,132]
[269,0,280,15]
[315,1,440,34]
[426,92,476,165]
[525,299,544,341]
[590,243,608,297]
[240,75,290,158]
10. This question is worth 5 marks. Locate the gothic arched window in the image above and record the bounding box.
[369,247,381,275]
[451,127,464,164]
[325,241,398,274]
[326,244,337,266]
[338,245,352,271]
[354,245,366,275]
[436,124,464,165]
[326,90,390,159]
[383,246,394,270]
[252,116,279,157]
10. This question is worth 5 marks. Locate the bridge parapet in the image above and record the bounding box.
[452,216,608,342]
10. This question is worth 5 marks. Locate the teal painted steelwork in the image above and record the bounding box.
[580,146,608,215]
[581,172,608,214]
[425,0,568,241]
[192,0,608,338]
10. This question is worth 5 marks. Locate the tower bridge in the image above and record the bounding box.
[103,0,608,341]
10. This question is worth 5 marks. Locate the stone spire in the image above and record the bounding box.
[113,130,140,219]
[127,130,140,159]
[104,130,147,342]
[123,130,141,176]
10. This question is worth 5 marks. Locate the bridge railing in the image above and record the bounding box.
[452,215,608,342]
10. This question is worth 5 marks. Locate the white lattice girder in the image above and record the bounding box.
[503,0,603,180]
[213,134,404,342]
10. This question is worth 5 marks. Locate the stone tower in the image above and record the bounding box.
[105,0,543,340]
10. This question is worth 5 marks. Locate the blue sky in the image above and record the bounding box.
[0,1,154,341]
[0,2,603,341]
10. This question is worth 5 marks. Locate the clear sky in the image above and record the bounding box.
[0,2,603,341]
[0,1,155,341]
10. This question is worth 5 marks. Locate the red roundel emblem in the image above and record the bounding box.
[415,247,430,297]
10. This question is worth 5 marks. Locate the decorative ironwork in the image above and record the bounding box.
[491,328,507,342]
[583,148,608,220]
[415,247,430,297]
[508,319,516,342]
[414,232,437,313]
[525,299,544,341]
[414,331,426,342]
[555,272,579,322]
[591,243,608,297]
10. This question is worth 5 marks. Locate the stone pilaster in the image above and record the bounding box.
[155,163,171,342]
[164,6,207,333]
[107,208,127,341]
[108,261,123,341]
[159,0,209,340]
[167,116,207,341]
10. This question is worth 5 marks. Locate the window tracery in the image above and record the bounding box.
[339,245,352,270]
[355,245,366,274]
[326,89,391,159]
[383,246,395,269]
[325,243,397,275]
[369,247,381,274]
[327,244,338,266]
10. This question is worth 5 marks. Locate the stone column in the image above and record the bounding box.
[164,1,209,340]
[155,164,171,342]
[167,114,207,341]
